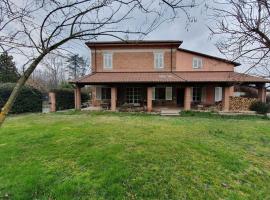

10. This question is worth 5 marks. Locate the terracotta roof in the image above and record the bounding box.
[70,72,269,84]
[178,49,241,66]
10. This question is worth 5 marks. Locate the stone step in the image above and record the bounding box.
[160,110,180,116]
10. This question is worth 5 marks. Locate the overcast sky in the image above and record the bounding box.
[8,0,235,72]
[67,4,228,70]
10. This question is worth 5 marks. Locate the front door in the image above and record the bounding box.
[177,88,185,107]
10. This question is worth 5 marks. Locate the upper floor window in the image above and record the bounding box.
[192,57,203,69]
[154,52,164,69]
[103,52,113,69]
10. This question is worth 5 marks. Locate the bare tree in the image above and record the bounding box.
[0,0,196,126]
[40,54,67,89]
[209,0,270,76]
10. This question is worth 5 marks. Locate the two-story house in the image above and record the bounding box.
[70,40,269,112]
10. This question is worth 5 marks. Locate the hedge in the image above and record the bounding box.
[249,101,270,115]
[0,83,43,114]
[51,88,89,111]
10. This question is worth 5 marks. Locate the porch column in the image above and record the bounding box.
[258,84,266,103]
[184,87,191,110]
[222,86,231,111]
[111,87,117,111]
[147,87,153,112]
[49,92,56,112]
[74,85,81,110]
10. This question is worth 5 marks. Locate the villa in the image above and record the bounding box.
[70,40,269,112]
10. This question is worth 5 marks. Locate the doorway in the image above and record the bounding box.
[177,88,185,107]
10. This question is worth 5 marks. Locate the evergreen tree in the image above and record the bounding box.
[0,52,19,83]
[66,54,87,80]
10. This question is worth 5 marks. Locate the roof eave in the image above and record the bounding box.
[85,40,183,48]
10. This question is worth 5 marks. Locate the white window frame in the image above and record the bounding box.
[96,86,101,100]
[215,87,222,102]
[103,52,113,69]
[154,52,164,69]
[192,57,203,69]
[126,87,141,104]
[166,87,172,100]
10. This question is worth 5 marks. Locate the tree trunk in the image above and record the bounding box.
[0,53,47,127]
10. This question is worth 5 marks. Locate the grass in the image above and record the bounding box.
[0,111,270,199]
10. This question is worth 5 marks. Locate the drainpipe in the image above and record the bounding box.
[94,45,97,72]
[170,45,173,72]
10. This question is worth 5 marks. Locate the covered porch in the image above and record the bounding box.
[73,83,267,112]
[71,72,268,113]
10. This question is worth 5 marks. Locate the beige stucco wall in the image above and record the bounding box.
[176,51,234,72]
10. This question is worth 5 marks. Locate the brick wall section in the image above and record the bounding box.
[176,51,234,72]
[92,50,176,72]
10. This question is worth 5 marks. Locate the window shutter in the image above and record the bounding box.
[166,87,172,100]
[96,86,101,100]
[215,87,222,102]
[152,87,155,100]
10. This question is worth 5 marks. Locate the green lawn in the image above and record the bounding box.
[0,111,270,199]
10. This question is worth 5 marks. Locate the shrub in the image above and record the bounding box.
[249,101,270,114]
[51,88,89,111]
[0,83,42,114]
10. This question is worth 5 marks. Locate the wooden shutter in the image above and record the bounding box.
[152,87,155,100]
[166,87,172,100]
[201,87,206,103]
[96,86,101,100]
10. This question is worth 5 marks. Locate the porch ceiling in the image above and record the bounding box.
[69,72,269,84]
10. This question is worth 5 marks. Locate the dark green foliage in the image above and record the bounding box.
[51,89,89,110]
[66,54,87,79]
[59,81,74,89]
[250,101,270,114]
[0,52,19,83]
[0,83,42,113]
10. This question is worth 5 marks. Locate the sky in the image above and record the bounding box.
[66,3,225,69]
[6,0,234,73]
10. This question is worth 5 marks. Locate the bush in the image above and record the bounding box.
[249,101,270,114]
[51,89,89,111]
[0,83,42,114]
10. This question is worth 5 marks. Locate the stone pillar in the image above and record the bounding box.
[75,86,81,110]
[222,86,231,111]
[49,92,56,112]
[184,87,191,110]
[258,86,266,103]
[147,87,153,112]
[111,87,117,111]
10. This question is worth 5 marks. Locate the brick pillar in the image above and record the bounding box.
[184,87,191,110]
[75,86,81,110]
[147,87,153,112]
[49,92,56,112]
[111,87,117,111]
[258,87,266,103]
[222,86,231,111]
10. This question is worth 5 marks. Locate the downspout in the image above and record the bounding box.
[94,46,97,72]
[171,45,173,72]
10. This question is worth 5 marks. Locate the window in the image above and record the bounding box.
[155,87,166,100]
[192,57,203,69]
[96,87,111,100]
[126,87,141,104]
[214,87,222,102]
[154,52,164,69]
[192,87,202,102]
[103,52,113,69]
[101,88,111,100]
